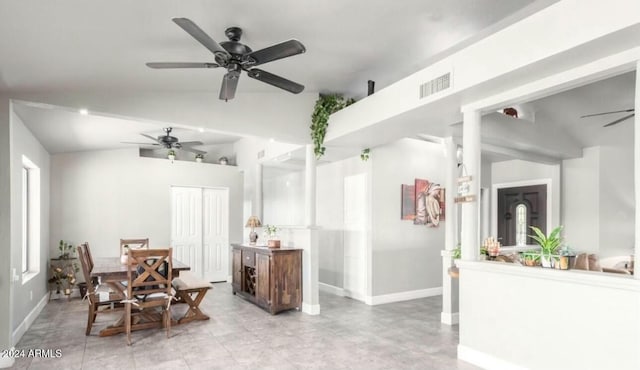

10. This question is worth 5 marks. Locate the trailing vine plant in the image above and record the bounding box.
[360,148,370,161]
[310,94,355,158]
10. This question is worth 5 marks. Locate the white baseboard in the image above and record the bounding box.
[0,347,15,369]
[48,287,81,300]
[441,311,459,325]
[369,287,442,305]
[319,282,345,297]
[302,302,320,315]
[458,344,528,370]
[12,293,48,345]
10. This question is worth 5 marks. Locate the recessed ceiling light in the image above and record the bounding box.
[79,108,89,115]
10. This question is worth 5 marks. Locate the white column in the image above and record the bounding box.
[304,144,317,227]
[442,137,459,325]
[461,110,481,261]
[635,61,640,280]
[302,144,320,313]
[255,163,263,220]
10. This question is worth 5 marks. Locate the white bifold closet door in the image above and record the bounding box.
[171,186,229,282]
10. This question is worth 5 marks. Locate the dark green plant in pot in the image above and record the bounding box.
[310,94,355,158]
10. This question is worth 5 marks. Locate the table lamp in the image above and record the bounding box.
[245,216,262,245]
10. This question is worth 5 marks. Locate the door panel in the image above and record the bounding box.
[171,187,202,276]
[232,248,242,292]
[202,188,229,282]
[497,184,547,246]
[255,253,270,307]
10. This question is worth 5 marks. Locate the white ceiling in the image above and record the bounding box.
[0,0,544,99]
[13,101,241,153]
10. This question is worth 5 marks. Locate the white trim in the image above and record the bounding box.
[12,293,48,345]
[369,287,442,305]
[456,260,640,292]
[458,344,528,370]
[491,178,552,239]
[319,282,345,297]
[302,302,320,315]
[441,312,459,325]
[0,347,15,368]
[226,275,232,283]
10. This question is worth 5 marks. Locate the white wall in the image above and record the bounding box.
[371,138,446,296]
[562,147,600,253]
[9,111,50,334]
[50,148,243,259]
[458,261,640,370]
[562,145,635,257]
[263,167,305,226]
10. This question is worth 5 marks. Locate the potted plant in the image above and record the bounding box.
[195,153,204,163]
[167,149,176,162]
[520,251,542,267]
[448,246,461,278]
[58,240,74,259]
[529,225,562,268]
[264,224,280,248]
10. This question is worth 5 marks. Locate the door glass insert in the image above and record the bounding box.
[515,204,527,246]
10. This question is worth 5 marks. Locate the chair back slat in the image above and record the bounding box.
[77,244,96,296]
[127,248,172,299]
[120,238,149,255]
[84,242,94,271]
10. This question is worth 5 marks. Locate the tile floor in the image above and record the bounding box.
[11,284,479,369]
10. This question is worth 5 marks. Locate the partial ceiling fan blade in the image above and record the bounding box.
[247,68,304,94]
[172,18,231,61]
[179,146,207,155]
[603,113,635,127]
[140,133,162,143]
[146,62,219,69]
[177,141,204,146]
[121,141,160,145]
[219,72,240,101]
[580,108,634,118]
[246,39,306,66]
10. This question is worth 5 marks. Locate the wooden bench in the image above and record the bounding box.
[172,272,212,324]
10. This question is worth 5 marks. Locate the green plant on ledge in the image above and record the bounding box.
[310,94,355,158]
[360,148,370,161]
[58,240,74,259]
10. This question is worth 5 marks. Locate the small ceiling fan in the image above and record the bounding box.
[123,127,206,155]
[580,108,635,127]
[146,18,306,101]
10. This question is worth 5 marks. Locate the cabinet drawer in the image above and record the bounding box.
[242,251,255,267]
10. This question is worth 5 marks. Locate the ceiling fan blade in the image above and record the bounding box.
[140,133,162,143]
[121,142,161,146]
[246,39,306,66]
[177,141,204,146]
[603,113,635,127]
[179,146,207,155]
[219,72,240,101]
[580,108,634,118]
[247,68,304,94]
[172,18,231,61]
[146,62,219,69]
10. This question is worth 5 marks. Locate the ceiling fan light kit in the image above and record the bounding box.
[122,127,206,156]
[147,18,306,101]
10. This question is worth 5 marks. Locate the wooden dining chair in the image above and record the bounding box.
[125,248,173,346]
[77,244,124,335]
[120,238,149,255]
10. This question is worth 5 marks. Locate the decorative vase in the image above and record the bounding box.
[168,154,176,162]
[448,266,459,278]
[267,239,280,248]
[219,157,228,165]
[540,254,552,268]
[196,157,202,163]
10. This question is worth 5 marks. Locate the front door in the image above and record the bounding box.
[497,184,547,246]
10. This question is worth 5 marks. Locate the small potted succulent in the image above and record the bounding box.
[195,153,204,163]
[264,225,280,248]
[529,225,563,268]
[167,149,176,162]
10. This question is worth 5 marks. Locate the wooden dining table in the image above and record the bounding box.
[90,257,191,337]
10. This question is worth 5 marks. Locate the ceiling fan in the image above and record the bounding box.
[580,108,635,127]
[123,127,206,155]
[146,18,306,101]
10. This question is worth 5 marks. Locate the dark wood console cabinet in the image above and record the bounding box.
[231,244,302,314]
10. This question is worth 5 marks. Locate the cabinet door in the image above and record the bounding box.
[272,252,302,312]
[232,248,242,292]
[255,253,270,308]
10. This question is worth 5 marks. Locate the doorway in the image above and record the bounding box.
[497,184,547,246]
[171,186,229,282]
